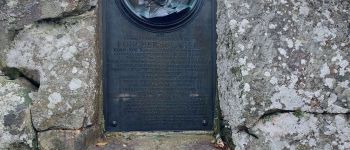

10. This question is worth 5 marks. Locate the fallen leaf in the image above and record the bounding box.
[96,141,108,147]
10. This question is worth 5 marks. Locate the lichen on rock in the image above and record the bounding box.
[3,10,98,131]
[217,0,350,149]
[0,0,99,149]
[38,127,99,150]
[0,76,36,149]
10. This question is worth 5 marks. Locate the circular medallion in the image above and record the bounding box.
[118,0,202,32]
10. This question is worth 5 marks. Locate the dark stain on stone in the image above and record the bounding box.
[2,67,40,89]
[0,0,5,8]
[4,111,26,132]
[56,34,65,39]
[9,142,31,150]
[4,113,17,127]
[2,67,23,80]
[237,125,259,139]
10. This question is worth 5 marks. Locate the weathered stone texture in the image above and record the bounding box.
[217,0,350,149]
[0,0,97,29]
[0,0,98,63]
[4,10,98,131]
[38,127,99,150]
[0,76,36,149]
[0,0,99,148]
[248,113,350,150]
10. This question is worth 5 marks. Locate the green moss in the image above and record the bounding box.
[230,67,243,83]
[220,120,235,149]
[263,115,273,123]
[0,61,3,69]
[214,88,221,136]
[214,83,235,149]
[296,144,310,150]
[230,67,240,76]
[2,67,22,80]
[19,89,33,105]
[32,133,39,150]
[293,109,304,118]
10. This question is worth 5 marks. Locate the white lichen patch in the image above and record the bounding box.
[320,63,330,78]
[69,78,82,91]
[62,45,78,60]
[338,80,349,88]
[270,76,278,85]
[324,78,335,89]
[269,24,277,29]
[72,67,78,74]
[0,78,35,149]
[295,40,302,50]
[299,2,309,16]
[284,38,294,48]
[313,23,336,45]
[270,86,304,109]
[338,60,349,76]
[238,19,250,34]
[278,48,288,58]
[47,92,62,109]
[244,83,251,92]
[6,0,18,8]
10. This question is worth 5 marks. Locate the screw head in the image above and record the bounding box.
[112,121,117,127]
[202,120,208,126]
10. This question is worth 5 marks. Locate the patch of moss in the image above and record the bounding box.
[9,142,32,150]
[230,67,240,76]
[214,88,221,136]
[293,109,304,118]
[0,60,3,69]
[220,120,235,149]
[263,115,273,123]
[32,133,39,150]
[214,85,235,149]
[2,67,22,80]
[19,89,33,105]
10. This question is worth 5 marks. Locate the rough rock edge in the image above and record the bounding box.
[32,7,100,145]
[1,5,99,149]
[0,76,37,149]
[38,126,100,150]
[217,0,350,148]
[0,2,97,85]
[238,109,350,139]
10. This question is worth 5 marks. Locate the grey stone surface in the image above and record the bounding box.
[217,0,350,149]
[38,127,99,150]
[0,76,36,149]
[248,113,350,150]
[0,0,97,29]
[0,0,100,149]
[0,0,98,64]
[88,132,219,150]
[3,10,98,131]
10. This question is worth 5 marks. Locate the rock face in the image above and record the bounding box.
[0,77,36,149]
[4,10,98,131]
[217,0,350,149]
[1,0,350,149]
[249,113,350,150]
[0,0,99,149]
[0,0,97,61]
[38,127,99,150]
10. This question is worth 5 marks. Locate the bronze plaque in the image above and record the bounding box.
[103,0,216,131]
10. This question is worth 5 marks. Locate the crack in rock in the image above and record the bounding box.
[239,109,350,139]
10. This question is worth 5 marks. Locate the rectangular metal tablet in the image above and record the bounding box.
[103,0,216,131]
